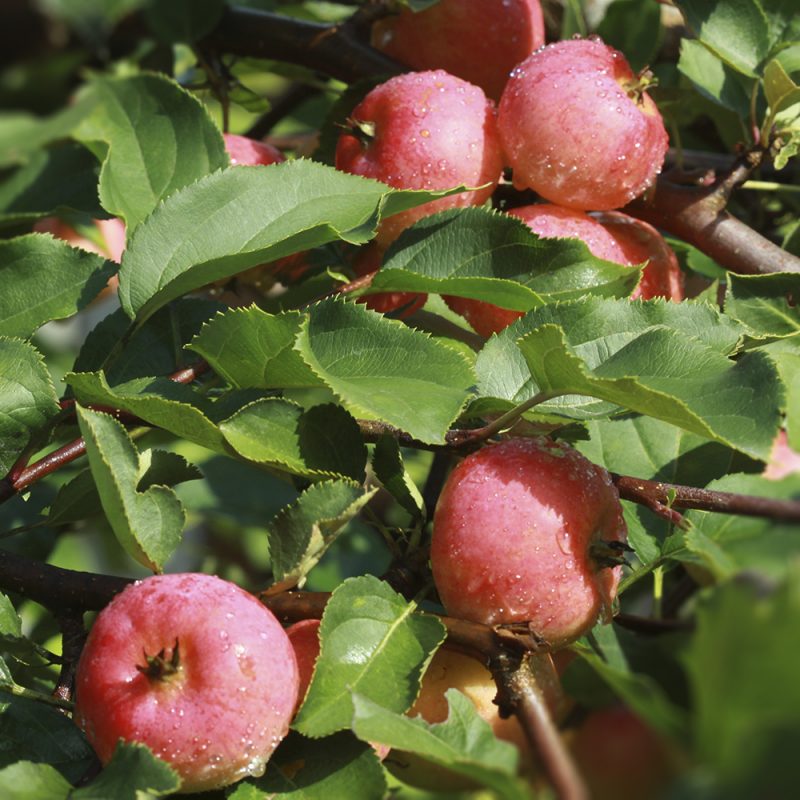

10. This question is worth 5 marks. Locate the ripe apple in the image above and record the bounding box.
[74,573,299,794]
[335,70,504,247]
[371,0,545,101]
[442,294,524,338]
[498,38,669,210]
[223,132,284,166]
[569,706,677,800]
[431,437,628,646]
[34,216,126,263]
[285,618,321,710]
[764,429,800,480]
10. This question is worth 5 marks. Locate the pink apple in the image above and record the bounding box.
[371,0,545,101]
[34,216,126,263]
[335,70,504,247]
[498,38,669,210]
[223,132,284,166]
[431,437,627,646]
[74,573,299,794]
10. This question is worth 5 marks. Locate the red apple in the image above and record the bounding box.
[431,437,627,646]
[351,243,427,317]
[442,294,524,337]
[74,573,299,794]
[34,216,126,263]
[223,132,284,166]
[335,70,504,247]
[371,0,545,101]
[285,618,321,710]
[498,38,668,210]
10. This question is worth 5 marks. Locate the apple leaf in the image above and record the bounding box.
[371,207,640,309]
[371,435,426,521]
[0,235,114,339]
[221,400,366,483]
[118,160,458,323]
[0,761,72,799]
[188,308,315,390]
[293,575,445,737]
[0,338,59,476]
[75,406,186,572]
[683,571,800,797]
[232,732,386,799]
[72,742,180,799]
[672,473,800,580]
[296,299,475,444]
[73,73,228,232]
[267,480,377,588]
[756,336,800,448]
[676,0,770,77]
[351,692,531,800]
[66,372,226,454]
[0,594,22,639]
[724,272,800,338]
[0,142,103,227]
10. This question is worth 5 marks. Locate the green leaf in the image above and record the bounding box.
[677,39,755,117]
[72,741,180,798]
[675,473,800,580]
[188,308,314,389]
[267,480,377,587]
[293,575,445,737]
[596,0,663,72]
[0,762,71,800]
[231,732,386,799]
[74,73,228,231]
[351,692,531,800]
[475,297,746,425]
[683,572,800,797]
[764,58,800,118]
[296,299,475,444]
[0,235,114,339]
[371,207,640,309]
[0,338,59,476]
[75,405,186,572]
[118,160,459,323]
[0,594,22,639]
[758,336,800,446]
[0,696,93,779]
[725,272,800,338]
[677,0,771,76]
[143,0,225,42]
[0,142,103,227]
[371,435,426,521]
[516,321,779,459]
[66,371,226,453]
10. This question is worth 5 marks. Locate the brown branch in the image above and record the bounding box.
[613,474,800,522]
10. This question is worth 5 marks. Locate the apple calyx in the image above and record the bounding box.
[342,117,376,147]
[136,638,181,682]
[590,539,634,569]
[622,68,657,106]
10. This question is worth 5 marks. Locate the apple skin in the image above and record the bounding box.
[74,573,299,794]
[371,0,545,101]
[223,132,284,166]
[34,216,126,263]
[335,70,504,247]
[431,437,627,646]
[498,38,668,210]
[442,294,524,338]
[285,618,321,710]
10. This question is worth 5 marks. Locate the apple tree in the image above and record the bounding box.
[0,0,799,797]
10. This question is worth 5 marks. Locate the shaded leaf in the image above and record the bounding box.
[0,761,71,800]
[371,435,426,521]
[725,272,800,338]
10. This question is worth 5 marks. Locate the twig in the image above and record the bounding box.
[52,612,87,705]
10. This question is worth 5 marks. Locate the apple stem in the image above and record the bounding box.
[137,639,182,682]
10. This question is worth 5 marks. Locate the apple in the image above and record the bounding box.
[223,132,284,166]
[498,38,669,210]
[34,216,126,263]
[335,70,504,247]
[569,706,677,800]
[764,429,800,480]
[431,437,628,646]
[371,0,545,101]
[74,573,299,794]
[442,294,524,338]
[351,242,427,317]
[285,618,321,710]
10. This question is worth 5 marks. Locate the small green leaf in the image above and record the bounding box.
[725,272,800,338]
[0,594,22,639]
[0,142,103,227]
[351,692,531,800]
[371,435,426,521]
[296,298,475,444]
[221,399,367,482]
[72,741,180,798]
[0,762,72,800]
[267,480,377,587]
[0,235,114,339]
[74,73,228,231]
[372,207,639,308]
[232,732,386,799]
[293,575,445,737]
[75,405,186,572]
[0,338,59,476]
